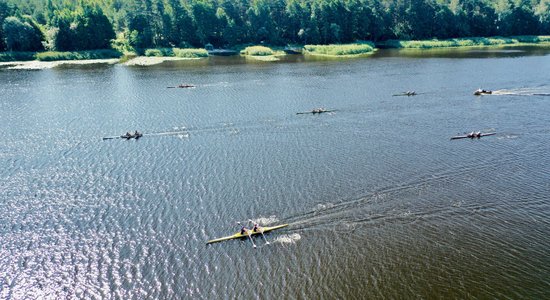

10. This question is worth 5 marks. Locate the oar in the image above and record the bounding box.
[259,228,270,245]
[247,231,257,248]
[238,222,256,249]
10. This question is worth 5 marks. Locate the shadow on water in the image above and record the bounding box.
[374,45,550,59]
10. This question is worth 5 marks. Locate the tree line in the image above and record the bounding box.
[1,0,549,53]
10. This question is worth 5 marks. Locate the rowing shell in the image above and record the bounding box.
[450,132,496,140]
[206,224,289,244]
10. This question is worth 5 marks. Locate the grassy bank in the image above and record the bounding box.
[35,50,122,61]
[240,46,276,56]
[0,52,36,62]
[304,42,375,57]
[377,35,550,49]
[144,48,208,58]
[240,45,287,61]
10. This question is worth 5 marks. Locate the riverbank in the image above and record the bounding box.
[0,58,120,70]
[1,36,550,69]
[377,35,550,49]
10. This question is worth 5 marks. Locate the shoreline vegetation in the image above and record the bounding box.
[1,35,550,69]
[304,42,375,57]
[2,0,548,62]
[376,35,550,49]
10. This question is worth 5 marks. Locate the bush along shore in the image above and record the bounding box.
[144,48,208,58]
[35,50,123,61]
[376,35,550,49]
[0,49,122,62]
[304,42,376,57]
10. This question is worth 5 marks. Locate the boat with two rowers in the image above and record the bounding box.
[121,130,143,140]
[450,131,496,140]
[296,107,334,115]
[393,91,417,96]
[206,223,289,245]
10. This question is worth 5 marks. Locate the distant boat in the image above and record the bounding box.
[393,91,417,96]
[296,107,335,114]
[167,84,195,89]
[450,132,496,140]
[177,84,195,88]
[119,131,143,140]
[474,89,492,95]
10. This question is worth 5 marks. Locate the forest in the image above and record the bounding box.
[0,0,549,53]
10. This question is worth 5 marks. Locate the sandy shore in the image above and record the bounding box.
[123,56,199,66]
[0,56,199,69]
[0,58,120,70]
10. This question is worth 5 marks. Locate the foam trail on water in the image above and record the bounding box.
[251,216,279,225]
[273,233,301,244]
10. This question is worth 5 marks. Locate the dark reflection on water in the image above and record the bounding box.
[375,45,550,59]
[1,48,550,299]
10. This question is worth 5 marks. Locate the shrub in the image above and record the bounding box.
[0,51,36,62]
[35,50,122,61]
[304,42,375,56]
[145,48,174,57]
[143,48,208,58]
[173,48,208,58]
[378,36,550,49]
[241,46,274,56]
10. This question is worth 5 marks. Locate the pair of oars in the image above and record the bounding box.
[237,220,270,249]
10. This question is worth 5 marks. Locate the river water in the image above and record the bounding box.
[1,47,550,299]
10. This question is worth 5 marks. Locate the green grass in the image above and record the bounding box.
[173,48,208,58]
[35,50,122,61]
[0,51,36,62]
[144,47,208,58]
[240,46,274,56]
[304,42,375,56]
[377,35,550,49]
[511,35,550,43]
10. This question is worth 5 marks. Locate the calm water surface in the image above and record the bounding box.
[1,47,550,299]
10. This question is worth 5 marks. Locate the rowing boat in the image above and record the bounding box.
[474,89,492,95]
[393,91,417,96]
[450,132,496,140]
[296,108,334,115]
[206,224,289,244]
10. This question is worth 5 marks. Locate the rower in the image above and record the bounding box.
[240,225,249,235]
[252,223,261,232]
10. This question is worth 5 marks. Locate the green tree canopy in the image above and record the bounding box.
[1,0,549,52]
[2,15,44,51]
